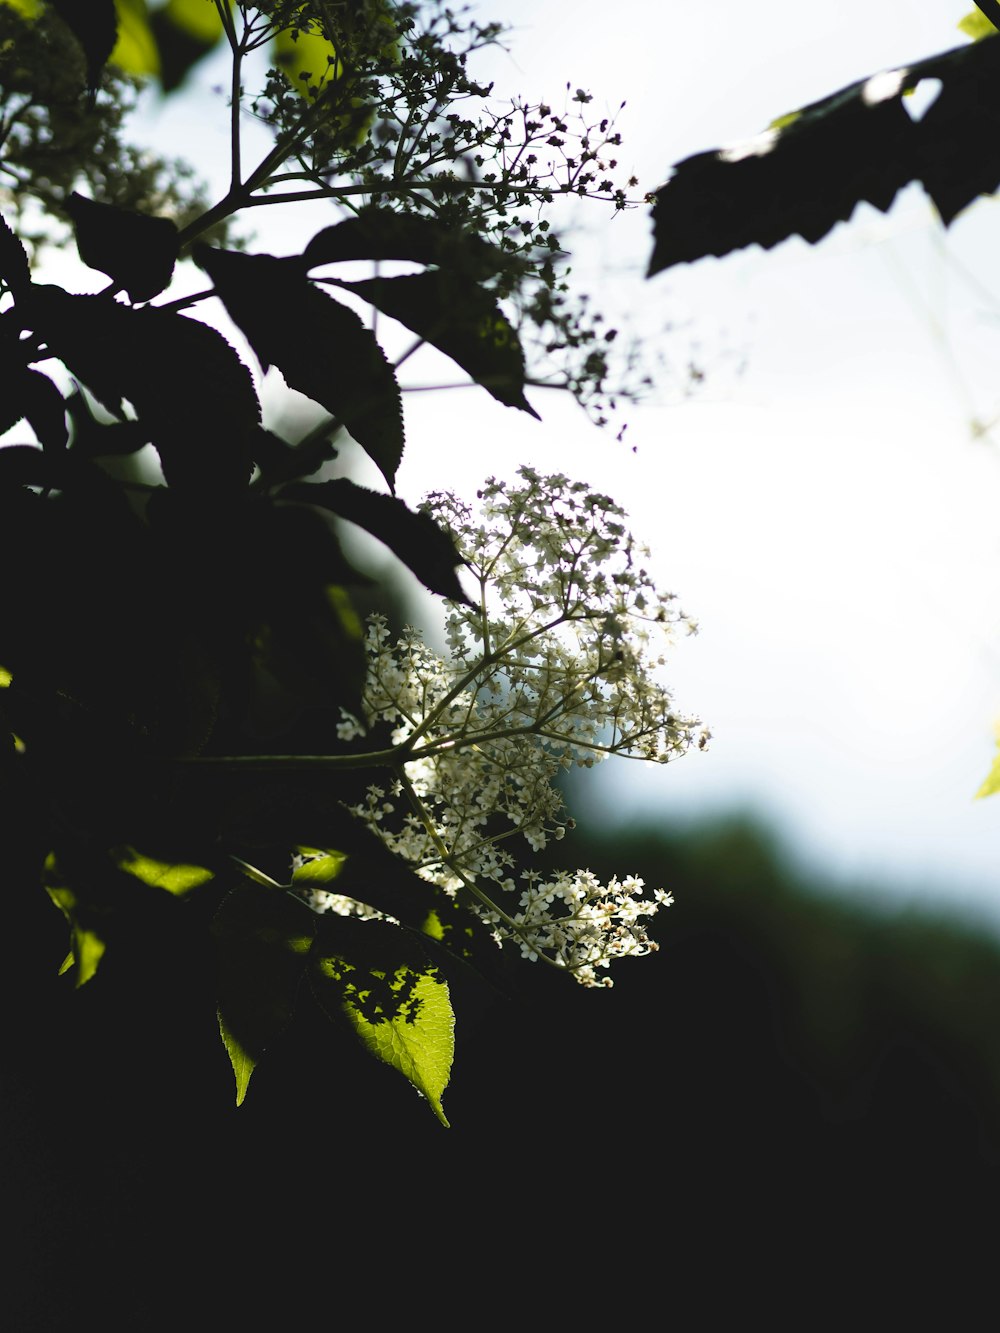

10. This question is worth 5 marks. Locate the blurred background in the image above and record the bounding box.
[9,1,1000,1323]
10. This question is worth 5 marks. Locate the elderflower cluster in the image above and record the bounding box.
[322,467,708,986]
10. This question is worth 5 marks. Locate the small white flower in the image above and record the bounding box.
[342,468,701,984]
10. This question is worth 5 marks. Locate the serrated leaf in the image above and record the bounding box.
[336,271,540,418]
[310,916,454,1126]
[66,192,178,302]
[113,846,214,896]
[648,36,1000,275]
[0,210,30,297]
[303,209,505,277]
[213,883,318,1106]
[24,286,260,491]
[278,477,473,604]
[194,245,404,489]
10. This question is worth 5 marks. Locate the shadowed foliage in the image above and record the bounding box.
[649,31,1000,275]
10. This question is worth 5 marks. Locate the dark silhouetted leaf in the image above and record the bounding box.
[66,386,148,458]
[19,369,68,450]
[194,245,404,491]
[648,37,1000,275]
[279,477,473,604]
[0,211,30,298]
[0,342,66,449]
[213,882,318,1104]
[251,426,339,486]
[303,208,506,277]
[24,286,260,491]
[335,271,540,418]
[51,0,118,98]
[0,444,53,490]
[66,193,179,302]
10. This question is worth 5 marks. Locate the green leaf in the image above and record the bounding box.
[975,745,1000,799]
[310,916,454,1126]
[212,883,318,1106]
[42,852,106,987]
[648,36,1000,274]
[334,271,540,418]
[194,245,404,490]
[149,0,228,92]
[965,4,1000,38]
[277,477,473,604]
[113,846,214,896]
[960,11,998,40]
[292,848,348,886]
[66,192,178,302]
[273,16,342,96]
[110,0,160,76]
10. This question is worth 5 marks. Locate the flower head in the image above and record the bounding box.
[321,467,708,984]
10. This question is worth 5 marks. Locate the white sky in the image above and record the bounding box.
[33,1,1000,930]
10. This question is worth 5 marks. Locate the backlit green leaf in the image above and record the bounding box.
[962,4,1000,39]
[113,846,214,896]
[310,916,455,1125]
[292,848,348,886]
[273,18,342,95]
[42,852,106,987]
[111,0,160,76]
[150,0,228,91]
[975,745,1000,799]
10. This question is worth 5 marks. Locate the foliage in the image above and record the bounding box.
[0,0,697,1121]
[645,9,1000,807]
[647,11,1000,275]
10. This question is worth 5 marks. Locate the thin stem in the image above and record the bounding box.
[174,744,402,770]
[396,772,524,928]
[227,5,245,191]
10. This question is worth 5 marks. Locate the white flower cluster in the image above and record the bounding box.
[320,467,708,986]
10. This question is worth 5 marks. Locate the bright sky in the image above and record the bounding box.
[38,1,1000,930]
